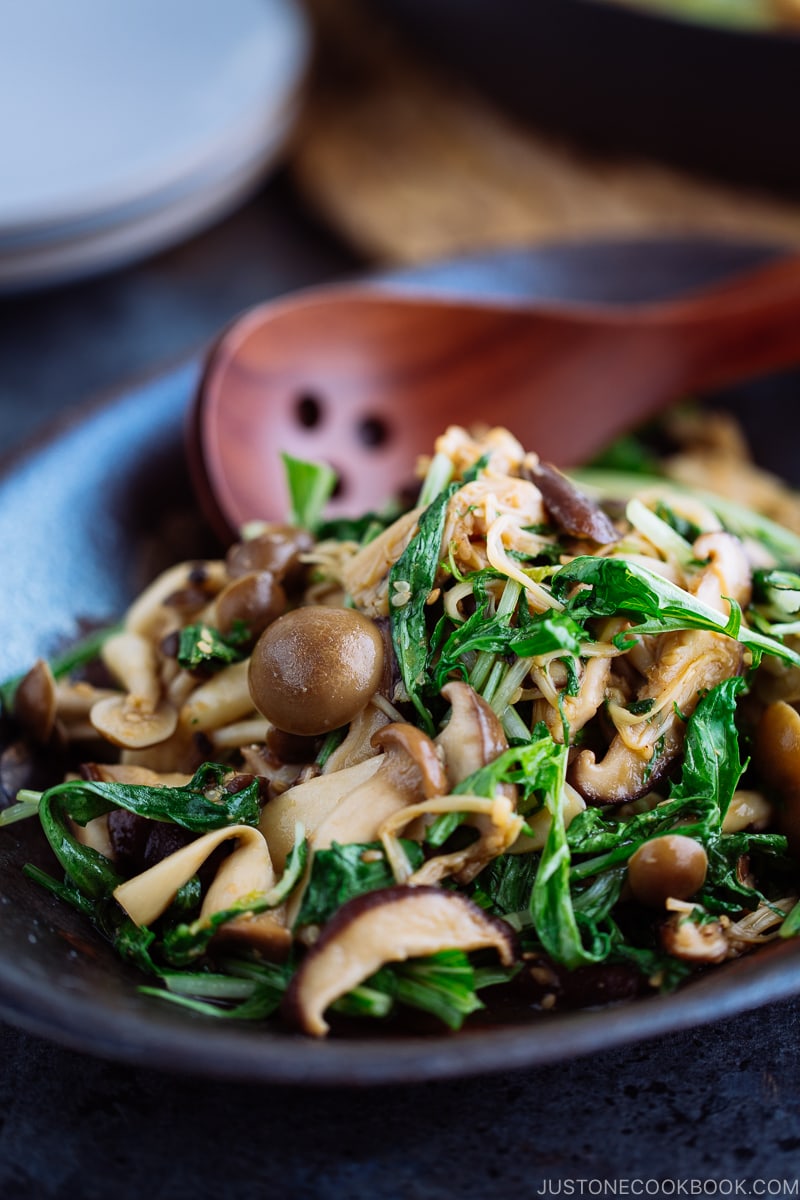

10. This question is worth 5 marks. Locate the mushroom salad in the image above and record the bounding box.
[4,421,800,1036]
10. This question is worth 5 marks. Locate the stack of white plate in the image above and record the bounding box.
[0,0,310,290]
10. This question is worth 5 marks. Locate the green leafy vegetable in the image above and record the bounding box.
[575,468,800,564]
[296,840,424,927]
[366,950,489,1031]
[281,452,337,533]
[389,481,462,732]
[552,555,800,668]
[177,621,250,670]
[28,763,261,906]
[162,826,308,967]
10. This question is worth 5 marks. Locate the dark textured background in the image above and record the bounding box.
[1,176,799,1195]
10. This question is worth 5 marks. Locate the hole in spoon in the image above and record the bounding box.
[357,415,390,448]
[295,392,323,429]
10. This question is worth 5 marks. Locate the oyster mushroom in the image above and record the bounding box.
[113,823,290,959]
[282,885,517,1036]
[690,531,752,614]
[90,631,177,749]
[537,655,614,746]
[259,755,383,870]
[570,630,743,805]
[340,507,423,618]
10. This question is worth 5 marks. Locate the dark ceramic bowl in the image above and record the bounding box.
[2,237,800,1085]
[374,0,800,192]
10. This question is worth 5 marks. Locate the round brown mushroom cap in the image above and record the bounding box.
[226,525,313,583]
[627,834,708,908]
[248,606,384,736]
[215,570,287,640]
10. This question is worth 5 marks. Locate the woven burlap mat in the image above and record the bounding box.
[289,0,800,263]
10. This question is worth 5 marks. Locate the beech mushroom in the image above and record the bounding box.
[627,834,708,908]
[14,659,58,744]
[722,790,773,834]
[179,660,254,732]
[124,560,227,639]
[90,631,178,749]
[660,906,728,963]
[248,607,385,736]
[522,458,619,544]
[282,885,517,1036]
[225,524,313,584]
[570,631,743,804]
[755,699,800,856]
[212,570,287,641]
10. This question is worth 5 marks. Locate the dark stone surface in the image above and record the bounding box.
[0,997,799,1199]
[1,175,800,1192]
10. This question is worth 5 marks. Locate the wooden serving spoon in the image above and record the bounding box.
[189,245,800,540]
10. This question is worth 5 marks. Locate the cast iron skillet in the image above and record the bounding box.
[374,0,800,191]
[1,237,799,1085]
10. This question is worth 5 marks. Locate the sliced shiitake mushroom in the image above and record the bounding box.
[522,458,618,544]
[436,681,510,791]
[259,756,382,870]
[312,723,447,852]
[282,885,517,1036]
